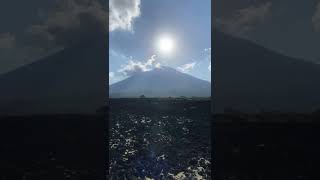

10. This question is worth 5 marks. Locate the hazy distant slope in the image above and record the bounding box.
[0,42,107,115]
[213,31,320,112]
[110,66,210,97]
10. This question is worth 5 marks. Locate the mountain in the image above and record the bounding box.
[2,29,319,114]
[109,66,211,98]
[213,31,320,112]
[0,42,107,115]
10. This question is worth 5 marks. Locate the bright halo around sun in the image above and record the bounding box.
[157,35,175,55]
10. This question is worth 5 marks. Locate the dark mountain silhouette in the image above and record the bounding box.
[0,42,107,115]
[213,31,320,112]
[109,66,211,98]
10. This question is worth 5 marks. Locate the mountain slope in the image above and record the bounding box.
[110,66,211,97]
[0,42,107,115]
[213,31,320,112]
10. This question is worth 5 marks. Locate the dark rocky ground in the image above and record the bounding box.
[0,115,106,180]
[0,103,319,180]
[213,112,320,180]
[109,98,211,179]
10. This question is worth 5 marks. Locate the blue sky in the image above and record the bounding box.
[109,0,211,84]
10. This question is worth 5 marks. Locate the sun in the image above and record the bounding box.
[157,35,175,55]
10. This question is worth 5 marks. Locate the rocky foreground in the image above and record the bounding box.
[109,98,211,179]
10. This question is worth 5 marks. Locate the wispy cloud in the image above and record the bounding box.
[118,55,161,76]
[109,72,116,84]
[216,2,272,34]
[205,48,211,71]
[110,49,131,60]
[205,47,211,61]
[109,0,141,32]
[177,62,197,73]
[109,72,115,78]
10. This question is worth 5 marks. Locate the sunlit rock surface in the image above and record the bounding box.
[108,98,211,179]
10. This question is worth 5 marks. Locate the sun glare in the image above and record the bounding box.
[157,36,175,55]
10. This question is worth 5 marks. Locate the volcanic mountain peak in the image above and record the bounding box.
[109,66,211,98]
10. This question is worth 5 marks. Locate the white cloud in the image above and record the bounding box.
[155,62,161,68]
[119,60,149,75]
[312,2,320,32]
[109,0,141,32]
[109,72,115,78]
[110,49,130,60]
[205,48,211,71]
[118,55,160,76]
[177,62,196,73]
[217,2,272,34]
[109,72,116,84]
[145,54,156,66]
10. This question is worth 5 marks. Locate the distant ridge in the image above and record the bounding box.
[109,66,211,98]
[213,30,320,112]
[0,42,107,115]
